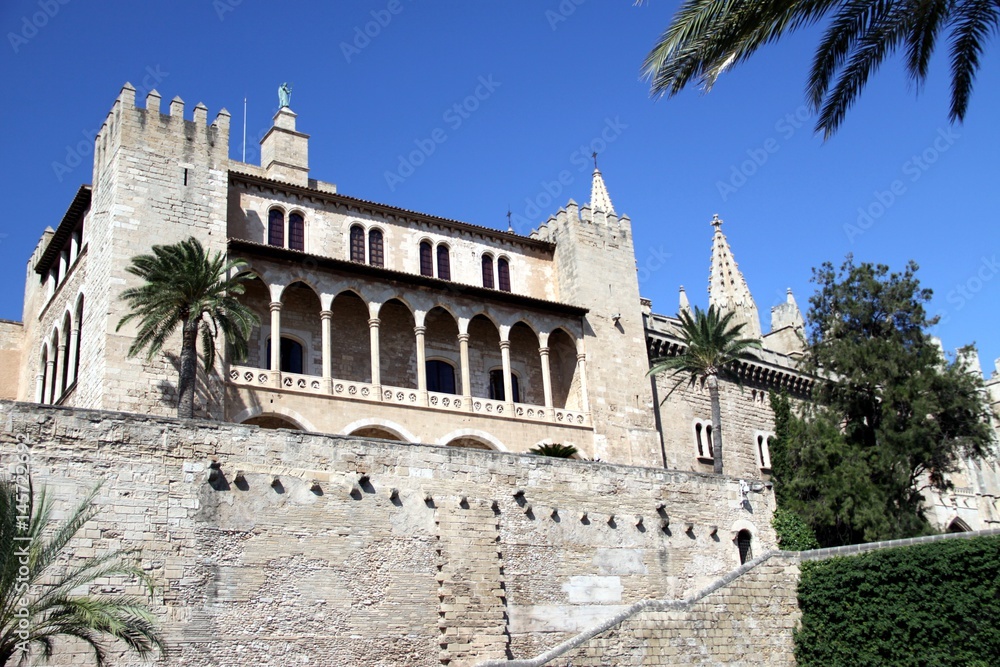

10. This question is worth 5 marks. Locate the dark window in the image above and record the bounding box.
[74,298,83,381]
[288,213,304,251]
[39,346,48,404]
[437,245,451,281]
[705,424,714,458]
[369,229,384,267]
[695,423,705,458]
[266,337,304,374]
[350,225,365,263]
[737,530,753,564]
[482,255,495,289]
[757,435,768,469]
[488,369,519,402]
[419,241,434,277]
[426,360,456,394]
[268,209,284,247]
[497,257,511,292]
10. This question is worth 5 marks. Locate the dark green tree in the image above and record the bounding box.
[771,257,993,545]
[638,0,999,137]
[116,237,259,419]
[528,443,579,458]
[0,477,164,666]
[649,305,761,474]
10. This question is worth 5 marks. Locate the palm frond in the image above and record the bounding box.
[948,0,1000,122]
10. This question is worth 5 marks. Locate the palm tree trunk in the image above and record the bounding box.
[177,318,199,419]
[707,373,723,475]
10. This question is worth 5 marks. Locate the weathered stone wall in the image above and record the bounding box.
[0,401,775,667]
[0,319,24,400]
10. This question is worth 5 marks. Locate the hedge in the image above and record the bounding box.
[795,535,1000,667]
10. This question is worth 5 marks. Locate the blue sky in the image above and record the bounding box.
[2,1,998,374]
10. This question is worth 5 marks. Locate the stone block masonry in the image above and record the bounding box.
[0,400,774,666]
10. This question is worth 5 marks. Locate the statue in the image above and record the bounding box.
[278,82,293,109]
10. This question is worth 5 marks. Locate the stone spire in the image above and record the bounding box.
[770,288,805,332]
[589,153,615,215]
[678,285,691,316]
[708,215,762,339]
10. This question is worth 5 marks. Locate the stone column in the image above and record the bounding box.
[269,301,282,387]
[458,333,471,406]
[500,340,514,410]
[59,250,69,284]
[320,310,333,392]
[577,352,590,413]
[415,325,427,402]
[66,326,80,388]
[55,342,68,397]
[35,370,45,403]
[539,346,553,409]
[44,358,56,404]
[369,318,381,392]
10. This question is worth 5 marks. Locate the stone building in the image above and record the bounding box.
[1,81,997,530]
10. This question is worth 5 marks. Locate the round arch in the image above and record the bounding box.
[729,519,759,566]
[342,418,418,443]
[231,406,318,432]
[436,429,508,452]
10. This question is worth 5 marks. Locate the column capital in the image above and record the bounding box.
[458,333,470,343]
[499,340,511,351]
[269,301,283,313]
[368,317,381,328]
[320,309,333,321]
[538,346,550,356]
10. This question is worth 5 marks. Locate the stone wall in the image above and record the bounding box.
[0,319,23,400]
[0,400,775,667]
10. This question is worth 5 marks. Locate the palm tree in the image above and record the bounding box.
[116,237,259,419]
[528,443,579,458]
[638,0,999,138]
[0,476,164,666]
[649,306,761,474]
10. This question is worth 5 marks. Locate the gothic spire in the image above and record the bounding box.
[678,285,691,316]
[708,215,762,339]
[589,152,616,215]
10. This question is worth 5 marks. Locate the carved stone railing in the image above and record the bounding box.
[228,365,591,428]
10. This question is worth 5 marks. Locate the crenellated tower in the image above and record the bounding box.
[534,168,662,465]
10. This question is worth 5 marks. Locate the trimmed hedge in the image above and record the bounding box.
[795,535,1000,667]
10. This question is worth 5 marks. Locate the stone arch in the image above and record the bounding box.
[548,327,581,410]
[729,519,758,565]
[508,321,542,405]
[437,429,507,452]
[274,281,321,375]
[232,405,317,432]
[947,516,972,533]
[468,314,502,399]
[379,298,417,389]
[277,277,322,302]
[342,418,418,443]
[424,306,460,393]
[59,310,72,392]
[330,289,371,383]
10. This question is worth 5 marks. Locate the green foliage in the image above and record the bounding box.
[528,443,578,458]
[649,305,761,474]
[770,258,993,546]
[0,474,164,666]
[117,237,260,418]
[795,535,1000,666]
[772,508,819,551]
[637,0,998,137]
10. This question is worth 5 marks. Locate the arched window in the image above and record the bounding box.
[497,257,511,292]
[288,212,304,251]
[737,529,753,564]
[695,423,705,458]
[437,245,451,281]
[426,359,456,394]
[268,209,284,247]
[350,225,366,263]
[488,369,519,402]
[757,434,773,470]
[695,421,714,460]
[73,295,84,382]
[369,229,384,267]
[266,337,304,374]
[482,254,495,289]
[419,241,434,277]
[705,424,714,458]
[38,345,48,404]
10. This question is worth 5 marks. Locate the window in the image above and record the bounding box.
[350,225,365,263]
[436,245,451,281]
[756,433,773,470]
[482,254,495,289]
[266,337,304,374]
[419,241,434,277]
[426,359,457,394]
[737,529,753,564]
[369,229,384,267]
[695,421,714,460]
[288,213,304,251]
[268,209,284,247]
[497,257,511,292]
[488,369,520,402]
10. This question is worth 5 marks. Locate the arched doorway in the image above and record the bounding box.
[242,414,303,430]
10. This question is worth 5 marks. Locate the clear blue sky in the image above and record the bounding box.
[2,1,998,374]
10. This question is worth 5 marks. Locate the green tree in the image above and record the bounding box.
[528,443,579,458]
[116,237,259,419]
[0,476,164,666]
[638,0,998,137]
[649,305,761,474]
[772,257,993,545]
